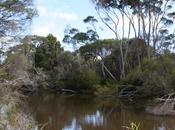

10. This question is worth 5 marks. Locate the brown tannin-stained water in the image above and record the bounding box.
[29,94,175,130]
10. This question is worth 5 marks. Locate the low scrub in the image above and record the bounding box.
[69,68,101,93]
[121,54,175,97]
[95,83,118,97]
[0,64,37,130]
[0,85,36,130]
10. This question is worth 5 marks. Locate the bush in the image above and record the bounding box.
[69,68,101,93]
[0,67,11,80]
[121,68,144,86]
[121,55,175,97]
[94,83,118,97]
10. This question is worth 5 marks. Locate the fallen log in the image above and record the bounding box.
[61,89,77,94]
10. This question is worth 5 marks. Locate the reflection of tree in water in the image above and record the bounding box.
[83,110,104,127]
[63,118,82,130]
[29,94,175,130]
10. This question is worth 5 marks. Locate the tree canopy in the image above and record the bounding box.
[0,0,37,36]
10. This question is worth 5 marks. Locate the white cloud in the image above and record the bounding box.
[32,26,49,36]
[31,1,80,41]
[37,6,47,16]
[36,4,79,21]
[57,12,79,21]
[31,22,62,40]
[47,11,79,21]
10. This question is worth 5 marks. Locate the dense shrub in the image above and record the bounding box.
[121,54,175,97]
[94,83,118,96]
[68,68,101,93]
[121,68,144,86]
[0,67,10,80]
[170,69,175,89]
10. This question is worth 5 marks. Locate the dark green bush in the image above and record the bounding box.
[170,69,175,89]
[69,68,101,93]
[121,54,175,97]
[121,68,144,86]
[94,83,118,96]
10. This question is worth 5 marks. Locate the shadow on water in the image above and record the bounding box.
[29,94,175,130]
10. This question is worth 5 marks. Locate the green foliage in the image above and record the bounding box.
[0,67,10,80]
[63,27,98,48]
[6,106,17,126]
[121,68,144,86]
[69,68,101,93]
[35,34,63,70]
[0,0,37,36]
[4,32,175,97]
[48,51,82,89]
[95,83,118,96]
[83,16,98,24]
[35,49,101,93]
[170,69,175,88]
[80,39,115,61]
[121,54,175,97]
[100,38,148,80]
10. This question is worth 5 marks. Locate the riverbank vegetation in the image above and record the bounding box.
[2,0,175,99]
[1,0,175,96]
[0,80,36,130]
[0,0,37,129]
[4,33,175,98]
[1,0,175,129]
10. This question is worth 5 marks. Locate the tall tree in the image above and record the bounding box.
[79,39,117,80]
[0,0,37,36]
[92,0,175,78]
[63,26,98,49]
[35,34,63,70]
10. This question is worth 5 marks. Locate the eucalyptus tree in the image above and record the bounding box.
[35,34,63,71]
[0,0,37,36]
[92,0,175,78]
[63,26,98,49]
[83,16,108,78]
[63,24,99,69]
[79,39,117,80]
[83,16,99,38]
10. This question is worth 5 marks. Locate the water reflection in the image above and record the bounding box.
[29,94,175,130]
[63,118,82,130]
[83,110,104,127]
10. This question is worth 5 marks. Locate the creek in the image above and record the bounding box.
[29,94,175,130]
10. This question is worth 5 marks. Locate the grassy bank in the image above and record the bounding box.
[0,80,36,130]
[0,56,36,129]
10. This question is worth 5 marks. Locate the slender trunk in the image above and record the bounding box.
[101,61,117,81]
[120,13,125,79]
[101,60,106,78]
[147,0,152,59]
[123,20,131,77]
[138,15,140,38]
[137,54,141,68]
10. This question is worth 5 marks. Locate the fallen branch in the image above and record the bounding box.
[61,89,77,94]
[146,93,175,116]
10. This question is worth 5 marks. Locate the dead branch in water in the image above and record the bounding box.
[146,93,175,116]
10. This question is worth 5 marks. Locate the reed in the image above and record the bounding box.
[123,122,140,130]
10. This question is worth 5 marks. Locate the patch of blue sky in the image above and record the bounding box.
[31,0,115,46]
